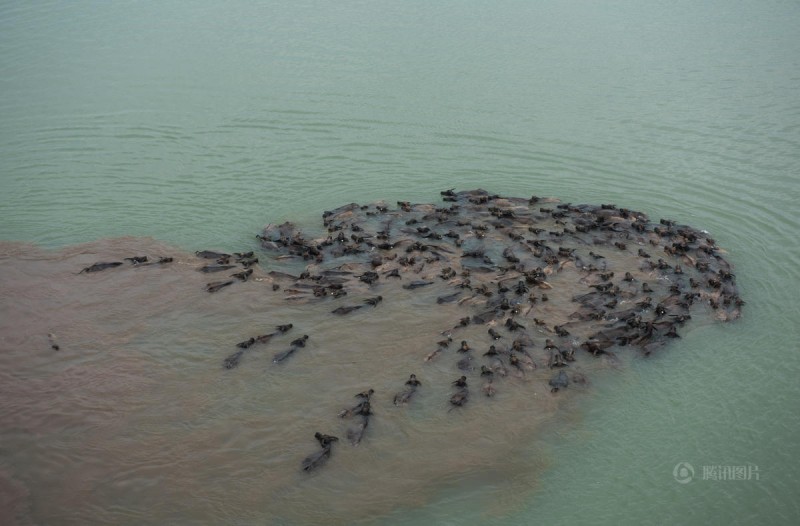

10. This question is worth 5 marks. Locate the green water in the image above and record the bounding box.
[1,1,799,524]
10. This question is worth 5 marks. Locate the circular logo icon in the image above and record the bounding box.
[673,462,695,484]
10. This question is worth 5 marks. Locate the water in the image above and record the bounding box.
[1,1,799,524]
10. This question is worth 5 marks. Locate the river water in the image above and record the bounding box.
[1,1,799,524]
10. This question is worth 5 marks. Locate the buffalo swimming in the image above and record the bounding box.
[76,189,743,473]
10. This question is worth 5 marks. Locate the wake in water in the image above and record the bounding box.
[0,189,741,525]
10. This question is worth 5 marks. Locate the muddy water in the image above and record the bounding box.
[0,227,720,525]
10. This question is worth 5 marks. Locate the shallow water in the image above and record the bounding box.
[1,1,800,524]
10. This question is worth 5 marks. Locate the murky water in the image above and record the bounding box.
[2,1,800,524]
[0,234,619,524]
[0,190,752,525]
